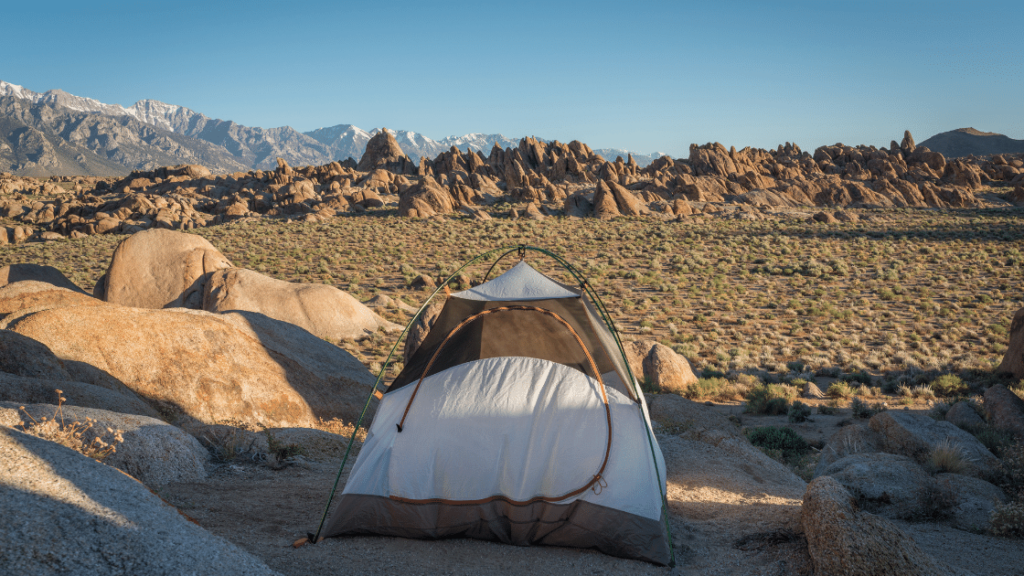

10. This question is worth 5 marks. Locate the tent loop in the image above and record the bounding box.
[517,245,527,261]
[591,475,608,495]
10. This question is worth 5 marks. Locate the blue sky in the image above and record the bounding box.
[3,0,1021,157]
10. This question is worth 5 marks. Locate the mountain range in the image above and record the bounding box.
[918,128,1024,159]
[0,81,663,176]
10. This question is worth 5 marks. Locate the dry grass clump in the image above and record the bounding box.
[17,390,123,462]
[926,439,970,474]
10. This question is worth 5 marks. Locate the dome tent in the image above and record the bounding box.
[309,246,674,566]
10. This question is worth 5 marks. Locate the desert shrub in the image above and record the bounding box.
[745,426,808,458]
[827,381,853,399]
[929,402,952,421]
[684,377,726,399]
[818,401,841,416]
[927,439,969,474]
[998,442,1024,496]
[847,371,873,385]
[851,397,876,419]
[788,401,812,423]
[931,374,967,396]
[990,501,1024,538]
[17,390,123,462]
[744,385,792,415]
[262,427,304,461]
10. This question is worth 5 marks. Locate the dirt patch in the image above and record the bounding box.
[160,446,813,576]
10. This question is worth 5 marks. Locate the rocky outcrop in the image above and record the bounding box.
[0,329,74,380]
[868,410,1000,476]
[356,129,414,174]
[625,341,697,394]
[0,263,86,293]
[403,297,446,365]
[0,281,105,319]
[96,229,233,309]
[0,372,159,418]
[814,424,885,477]
[203,267,397,341]
[2,402,209,487]
[817,452,942,520]
[983,384,1024,439]
[0,427,279,576]
[945,401,985,430]
[398,176,456,217]
[5,303,375,427]
[935,473,1008,531]
[802,476,971,576]
[998,308,1024,379]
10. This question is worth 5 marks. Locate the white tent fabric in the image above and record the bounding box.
[324,260,671,564]
[452,260,578,301]
[342,356,666,521]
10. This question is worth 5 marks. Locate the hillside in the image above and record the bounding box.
[0,96,246,176]
[919,127,1024,158]
[0,80,664,175]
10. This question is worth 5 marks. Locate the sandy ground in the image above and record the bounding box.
[160,454,812,576]
[158,409,1024,576]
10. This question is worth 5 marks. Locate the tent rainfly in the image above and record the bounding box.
[313,248,673,565]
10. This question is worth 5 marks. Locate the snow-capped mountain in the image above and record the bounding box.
[0,80,665,175]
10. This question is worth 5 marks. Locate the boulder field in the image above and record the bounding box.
[3,130,1024,243]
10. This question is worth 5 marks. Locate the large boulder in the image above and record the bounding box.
[945,401,985,430]
[2,402,208,487]
[814,424,885,477]
[398,176,455,217]
[623,340,697,393]
[0,372,159,418]
[818,452,943,520]
[5,304,375,428]
[640,342,697,394]
[983,384,1024,439]
[357,129,414,174]
[203,268,397,342]
[96,229,233,309]
[802,476,971,576]
[869,410,999,476]
[403,297,446,364]
[997,308,1024,378]
[0,264,86,293]
[0,281,104,319]
[0,427,279,576]
[0,329,73,380]
[935,473,1008,531]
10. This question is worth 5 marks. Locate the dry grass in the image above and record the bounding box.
[927,439,970,474]
[16,390,124,461]
[5,206,1024,397]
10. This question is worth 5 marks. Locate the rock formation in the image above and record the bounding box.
[203,268,397,341]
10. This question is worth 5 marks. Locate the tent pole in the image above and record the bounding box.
[310,244,676,566]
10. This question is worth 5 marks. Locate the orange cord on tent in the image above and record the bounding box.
[392,305,613,506]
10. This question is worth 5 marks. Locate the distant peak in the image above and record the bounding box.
[953,127,1001,137]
